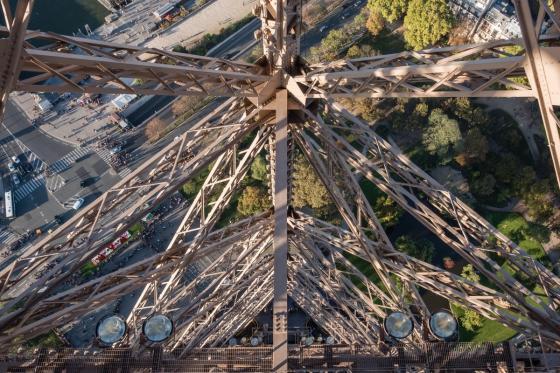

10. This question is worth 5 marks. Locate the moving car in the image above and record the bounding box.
[80,177,96,188]
[11,173,20,186]
[72,198,84,210]
[110,145,122,155]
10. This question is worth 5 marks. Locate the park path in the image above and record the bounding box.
[475,97,542,162]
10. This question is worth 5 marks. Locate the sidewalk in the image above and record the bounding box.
[10,92,116,147]
[146,0,257,49]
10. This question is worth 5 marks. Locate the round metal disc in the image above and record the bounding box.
[429,311,458,340]
[96,315,127,345]
[142,314,173,343]
[384,311,414,340]
[250,337,259,346]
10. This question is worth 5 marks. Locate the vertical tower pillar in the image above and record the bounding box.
[272,89,289,372]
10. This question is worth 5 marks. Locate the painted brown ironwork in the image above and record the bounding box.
[0,1,560,371]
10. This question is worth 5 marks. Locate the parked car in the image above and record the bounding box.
[11,173,20,186]
[11,155,20,164]
[72,198,84,210]
[8,162,16,172]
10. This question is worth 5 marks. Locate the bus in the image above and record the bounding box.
[4,190,14,219]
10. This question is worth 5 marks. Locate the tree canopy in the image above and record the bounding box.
[250,155,268,182]
[395,235,435,263]
[456,264,483,331]
[403,0,453,50]
[422,108,462,164]
[237,186,270,216]
[292,155,330,209]
[367,0,409,23]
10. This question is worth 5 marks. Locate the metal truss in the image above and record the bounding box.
[0,213,271,345]
[290,215,560,341]
[300,103,560,333]
[0,100,255,302]
[1,0,560,370]
[297,38,537,99]
[0,27,268,97]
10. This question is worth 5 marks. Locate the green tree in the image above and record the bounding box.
[524,179,554,221]
[366,9,385,36]
[395,236,435,262]
[250,155,268,182]
[237,186,270,216]
[368,0,409,23]
[462,128,489,164]
[403,0,453,50]
[346,44,377,59]
[373,195,403,228]
[422,108,462,164]
[471,174,496,197]
[293,155,330,209]
[493,153,519,185]
[413,102,429,118]
[456,265,483,331]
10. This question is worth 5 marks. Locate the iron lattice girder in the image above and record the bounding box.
[0,26,268,97]
[301,103,560,333]
[290,215,558,340]
[0,99,254,289]
[0,0,560,361]
[288,237,402,345]
[0,213,273,346]
[295,36,560,99]
[128,123,274,327]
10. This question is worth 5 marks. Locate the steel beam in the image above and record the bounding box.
[513,0,560,188]
[272,89,289,372]
[303,103,560,337]
[0,0,33,117]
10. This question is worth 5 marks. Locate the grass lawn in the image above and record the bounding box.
[357,28,406,54]
[450,211,551,342]
[25,331,63,348]
[451,304,517,343]
[484,211,550,263]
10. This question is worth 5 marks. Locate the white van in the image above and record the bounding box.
[72,198,84,210]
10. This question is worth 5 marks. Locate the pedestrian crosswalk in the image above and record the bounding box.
[93,147,132,178]
[119,167,132,178]
[0,228,19,246]
[94,147,113,166]
[47,147,92,174]
[13,174,45,203]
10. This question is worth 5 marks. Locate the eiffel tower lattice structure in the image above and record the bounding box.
[1,0,560,371]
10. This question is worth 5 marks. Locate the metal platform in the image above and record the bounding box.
[0,342,523,372]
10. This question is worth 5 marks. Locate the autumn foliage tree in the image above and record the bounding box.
[145,117,167,142]
[171,96,198,117]
[292,155,330,209]
[366,9,385,36]
[237,186,270,216]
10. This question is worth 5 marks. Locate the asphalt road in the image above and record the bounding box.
[1,100,73,164]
